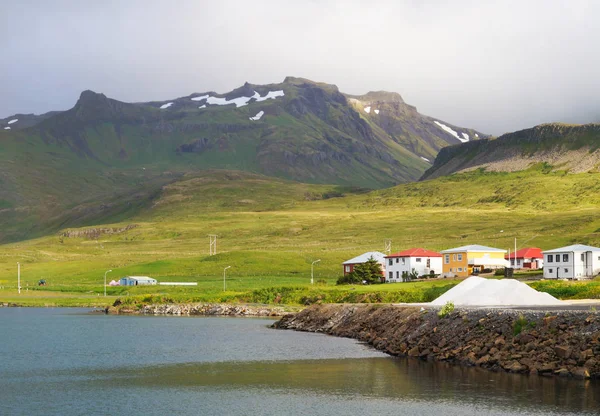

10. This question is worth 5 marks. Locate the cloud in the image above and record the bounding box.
[1,0,599,135]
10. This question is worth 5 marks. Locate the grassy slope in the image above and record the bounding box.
[1,167,600,306]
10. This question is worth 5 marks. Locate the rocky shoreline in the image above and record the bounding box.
[107,302,288,317]
[273,304,600,379]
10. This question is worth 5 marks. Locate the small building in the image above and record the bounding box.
[440,245,508,278]
[542,244,600,280]
[119,276,157,286]
[505,247,544,269]
[342,251,386,276]
[384,248,442,282]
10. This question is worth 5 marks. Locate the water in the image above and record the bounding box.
[0,308,598,415]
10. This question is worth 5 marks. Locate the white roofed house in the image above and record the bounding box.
[119,276,157,286]
[542,244,600,280]
[342,251,386,277]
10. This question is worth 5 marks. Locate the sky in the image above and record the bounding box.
[1,0,599,135]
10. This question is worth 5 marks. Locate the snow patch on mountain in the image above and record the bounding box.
[421,156,430,162]
[364,106,371,114]
[374,109,380,114]
[191,90,285,108]
[462,132,469,141]
[8,119,18,124]
[249,110,264,121]
[160,102,173,109]
[191,94,210,102]
[434,121,468,143]
[4,127,10,130]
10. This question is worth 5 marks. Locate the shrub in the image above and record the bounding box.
[437,301,455,318]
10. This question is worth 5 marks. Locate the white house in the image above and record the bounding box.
[384,248,443,282]
[342,251,386,276]
[119,276,158,286]
[542,244,600,280]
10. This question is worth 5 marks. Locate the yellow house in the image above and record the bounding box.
[440,245,508,278]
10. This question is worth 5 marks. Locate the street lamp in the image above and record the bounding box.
[311,259,321,285]
[104,270,112,297]
[223,266,231,291]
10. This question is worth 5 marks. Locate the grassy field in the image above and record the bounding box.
[1,168,599,307]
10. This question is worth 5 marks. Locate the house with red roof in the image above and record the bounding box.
[384,248,442,282]
[505,247,543,270]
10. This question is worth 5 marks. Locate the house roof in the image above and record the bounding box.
[440,244,506,254]
[543,244,600,253]
[385,248,442,258]
[504,247,543,259]
[123,276,156,281]
[343,251,386,265]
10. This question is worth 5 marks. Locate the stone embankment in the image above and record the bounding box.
[274,304,600,379]
[108,302,287,317]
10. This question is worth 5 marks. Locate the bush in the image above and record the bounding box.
[437,301,455,318]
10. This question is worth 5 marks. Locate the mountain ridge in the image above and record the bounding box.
[420,122,600,180]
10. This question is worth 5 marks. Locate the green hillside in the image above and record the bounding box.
[422,123,600,180]
[0,77,484,242]
[1,168,599,306]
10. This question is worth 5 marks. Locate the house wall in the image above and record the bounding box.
[343,262,386,277]
[509,257,543,269]
[544,251,600,279]
[386,257,442,282]
[442,252,469,277]
[468,252,506,275]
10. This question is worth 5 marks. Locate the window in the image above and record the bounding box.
[581,254,585,262]
[562,254,569,262]
[547,255,553,263]
[453,254,457,261]
[549,268,553,273]
[445,254,450,264]
[450,268,453,272]
[402,258,405,265]
[517,259,521,265]
[345,265,350,273]
[396,258,399,263]
[416,258,422,263]
[511,259,515,266]
[458,267,463,272]
[457,254,463,261]
[388,272,393,280]
[564,268,568,273]
[389,259,393,266]
[396,271,399,279]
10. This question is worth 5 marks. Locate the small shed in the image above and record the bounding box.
[119,276,157,286]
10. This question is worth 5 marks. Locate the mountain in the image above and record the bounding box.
[420,123,600,180]
[0,77,485,242]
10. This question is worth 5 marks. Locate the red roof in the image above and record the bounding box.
[504,247,543,259]
[385,248,442,258]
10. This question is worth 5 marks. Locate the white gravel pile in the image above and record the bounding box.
[431,276,563,307]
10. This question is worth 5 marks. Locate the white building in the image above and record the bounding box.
[542,244,600,280]
[384,248,443,282]
[119,276,158,286]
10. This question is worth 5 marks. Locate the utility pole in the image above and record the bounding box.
[384,239,392,255]
[17,262,20,294]
[311,259,321,285]
[209,235,218,256]
[514,238,517,268]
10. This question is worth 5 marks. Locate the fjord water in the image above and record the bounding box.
[0,309,597,416]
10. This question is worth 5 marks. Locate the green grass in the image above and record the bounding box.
[1,168,600,307]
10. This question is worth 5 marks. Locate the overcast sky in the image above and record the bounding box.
[1,0,599,135]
